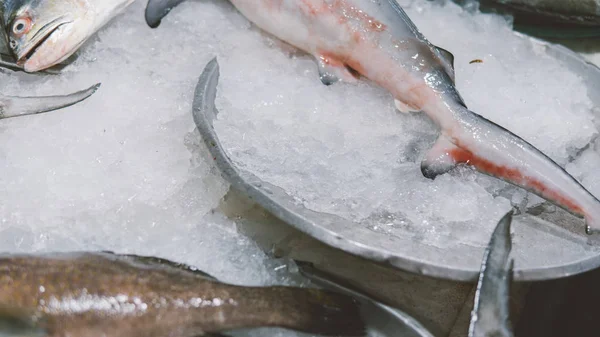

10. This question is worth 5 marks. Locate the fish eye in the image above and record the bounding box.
[12,17,32,36]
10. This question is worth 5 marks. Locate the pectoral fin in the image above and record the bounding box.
[0,83,100,120]
[421,135,463,179]
[316,54,358,86]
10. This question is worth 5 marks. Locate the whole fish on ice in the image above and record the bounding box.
[468,211,515,337]
[146,0,600,234]
[1,0,135,72]
[0,251,365,337]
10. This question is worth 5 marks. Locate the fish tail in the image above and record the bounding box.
[250,286,366,336]
[0,83,100,119]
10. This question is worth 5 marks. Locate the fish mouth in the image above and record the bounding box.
[16,18,72,70]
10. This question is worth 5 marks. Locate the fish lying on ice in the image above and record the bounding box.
[1,0,135,73]
[468,211,515,337]
[0,251,365,337]
[146,0,600,234]
[0,83,100,119]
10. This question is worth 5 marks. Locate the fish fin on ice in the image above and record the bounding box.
[316,54,358,86]
[394,99,420,113]
[0,305,46,337]
[0,83,100,119]
[0,84,101,119]
[468,211,514,337]
[145,0,188,28]
[421,135,463,179]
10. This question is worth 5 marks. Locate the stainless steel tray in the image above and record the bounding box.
[191,37,600,282]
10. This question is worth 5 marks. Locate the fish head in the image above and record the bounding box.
[4,0,133,72]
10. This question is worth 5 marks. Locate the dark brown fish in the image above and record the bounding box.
[0,252,365,337]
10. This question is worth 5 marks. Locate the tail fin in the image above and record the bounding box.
[468,211,515,337]
[0,83,100,119]
[236,286,366,336]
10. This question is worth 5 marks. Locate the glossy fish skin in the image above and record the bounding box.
[468,211,514,337]
[146,0,600,233]
[1,0,134,73]
[0,252,365,337]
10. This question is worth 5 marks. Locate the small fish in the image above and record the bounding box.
[146,0,600,233]
[468,211,515,337]
[1,0,135,73]
[0,251,365,337]
[0,83,100,120]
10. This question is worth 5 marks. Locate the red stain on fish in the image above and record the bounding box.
[449,147,584,215]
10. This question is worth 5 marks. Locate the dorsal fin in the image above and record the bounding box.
[434,45,456,83]
[432,45,468,107]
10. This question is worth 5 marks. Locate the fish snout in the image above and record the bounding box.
[20,22,83,73]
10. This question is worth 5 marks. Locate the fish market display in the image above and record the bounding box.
[468,211,514,337]
[148,0,600,234]
[1,0,135,72]
[0,252,364,337]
